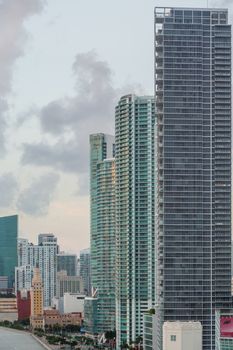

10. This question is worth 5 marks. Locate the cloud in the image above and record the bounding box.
[0,0,45,153]
[77,173,89,196]
[39,50,116,135]
[21,51,142,175]
[17,172,60,216]
[0,173,18,208]
[22,139,87,173]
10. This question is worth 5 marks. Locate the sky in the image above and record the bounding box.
[0,0,232,254]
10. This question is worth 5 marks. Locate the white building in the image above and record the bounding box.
[63,293,85,314]
[15,265,33,293]
[143,311,159,350]
[163,321,202,350]
[53,293,85,314]
[18,238,29,266]
[17,234,58,307]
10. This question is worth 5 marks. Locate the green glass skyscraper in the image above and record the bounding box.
[96,158,115,332]
[0,215,18,288]
[115,95,156,348]
[90,133,115,332]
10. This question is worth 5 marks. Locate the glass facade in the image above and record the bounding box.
[57,254,77,276]
[220,339,233,350]
[80,248,91,296]
[0,215,18,288]
[90,134,115,333]
[155,8,232,350]
[90,133,115,291]
[115,95,155,348]
[96,159,116,332]
[84,297,98,334]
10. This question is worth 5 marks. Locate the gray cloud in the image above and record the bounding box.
[0,0,45,153]
[77,173,89,196]
[21,51,142,175]
[0,173,18,208]
[17,172,59,216]
[39,50,116,135]
[22,139,86,173]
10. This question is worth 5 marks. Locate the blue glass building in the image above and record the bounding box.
[0,215,18,289]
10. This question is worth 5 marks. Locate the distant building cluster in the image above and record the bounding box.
[0,215,91,330]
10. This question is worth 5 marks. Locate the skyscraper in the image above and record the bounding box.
[115,95,155,347]
[79,248,91,296]
[57,253,77,276]
[90,133,115,292]
[96,158,116,332]
[155,7,232,350]
[90,133,116,333]
[0,215,18,288]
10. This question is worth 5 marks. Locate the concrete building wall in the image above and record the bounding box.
[63,293,85,314]
[163,322,202,350]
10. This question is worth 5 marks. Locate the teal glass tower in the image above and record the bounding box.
[90,133,115,332]
[115,95,156,348]
[0,215,18,288]
[96,158,115,332]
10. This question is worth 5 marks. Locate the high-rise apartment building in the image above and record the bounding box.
[155,8,232,350]
[15,265,33,293]
[115,95,155,347]
[90,133,115,292]
[79,248,91,296]
[90,133,116,333]
[18,238,29,266]
[17,234,58,307]
[57,253,77,276]
[97,158,116,332]
[0,215,18,288]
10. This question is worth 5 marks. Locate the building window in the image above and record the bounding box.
[171,335,176,341]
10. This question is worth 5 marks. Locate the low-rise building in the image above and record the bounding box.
[44,309,61,327]
[163,321,202,350]
[44,309,82,327]
[17,289,31,321]
[0,297,18,322]
[61,312,82,326]
[216,310,233,350]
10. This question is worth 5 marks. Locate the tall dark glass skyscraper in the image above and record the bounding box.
[0,215,18,288]
[155,7,232,350]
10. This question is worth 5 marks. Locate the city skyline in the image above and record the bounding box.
[0,0,230,253]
